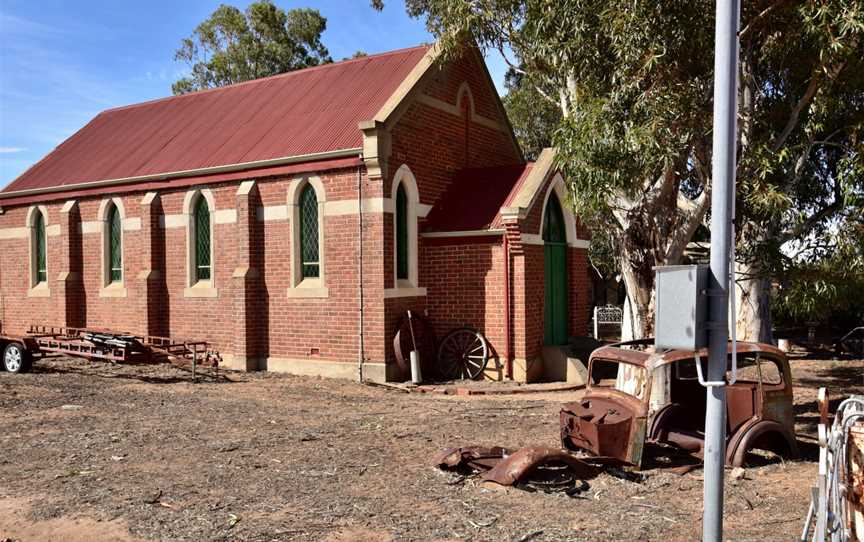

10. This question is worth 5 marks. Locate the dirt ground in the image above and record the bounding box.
[1,354,862,542]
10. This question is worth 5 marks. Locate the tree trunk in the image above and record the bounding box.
[619,243,655,341]
[734,261,774,344]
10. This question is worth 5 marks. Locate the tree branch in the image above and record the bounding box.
[770,57,849,153]
[779,177,844,243]
[665,185,712,263]
[738,0,785,41]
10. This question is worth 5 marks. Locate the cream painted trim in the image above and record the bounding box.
[79,221,96,234]
[0,147,363,200]
[26,204,49,226]
[415,94,509,133]
[27,205,50,289]
[184,188,217,290]
[504,147,557,213]
[421,229,504,238]
[46,224,60,236]
[258,205,289,221]
[141,192,159,205]
[99,284,128,298]
[0,227,28,239]
[237,180,256,196]
[60,200,77,213]
[522,234,589,249]
[123,217,141,231]
[160,214,185,228]
[98,197,126,289]
[372,43,443,125]
[288,176,327,290]
[97,197,126,223]
[286,286,329,298]
[324,198,388,216]
[417,203,432,218]
[27,283,51,298]
[538,172,579,243]
[384,286,427,299]
[214,209,237,224]
[390,164,420,288]
[183,281,219,298]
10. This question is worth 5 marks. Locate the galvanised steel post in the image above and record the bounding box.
[704,0,740,540]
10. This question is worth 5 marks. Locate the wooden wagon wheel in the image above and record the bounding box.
[437,328,489,380]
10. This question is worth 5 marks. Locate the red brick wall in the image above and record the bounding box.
[0,166,387,370]
[0,203,66,333]
[569,247,591,337]
[420,237,506,360]
[383,47,524,372]
[388,48,522,208]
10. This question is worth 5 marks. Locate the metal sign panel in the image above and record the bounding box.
[655,265,708,351]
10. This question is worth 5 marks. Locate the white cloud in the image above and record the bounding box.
[0,147,26,153]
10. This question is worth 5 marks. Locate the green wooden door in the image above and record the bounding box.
[543,193,569,345]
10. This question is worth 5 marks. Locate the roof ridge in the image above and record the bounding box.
[102,43,432,114]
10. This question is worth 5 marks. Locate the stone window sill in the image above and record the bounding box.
[27,283,51,298]
[99,283,128,298]
[287,278,328,298]
[383,286,427,299]
[184,281,219,298]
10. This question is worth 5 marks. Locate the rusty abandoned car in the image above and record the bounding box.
[560,340,799,468]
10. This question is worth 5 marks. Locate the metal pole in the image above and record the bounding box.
[703,1,739,540]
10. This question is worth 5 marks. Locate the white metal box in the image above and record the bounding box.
[654,265,709,351]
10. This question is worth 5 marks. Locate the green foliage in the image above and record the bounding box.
[502,68,562,160]
[383,1,864,303]
[173,1,331,95]
[773,218,864,325]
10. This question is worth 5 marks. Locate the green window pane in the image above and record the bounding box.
[108,205,122,282]
[543,193,567,244]
[35,211,47,283]
[396,183,408,280]
[194,197,211,281]
[299,184,320,278]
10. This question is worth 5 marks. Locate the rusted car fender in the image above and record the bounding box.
[480,447,600,487]
[725,419,799,467]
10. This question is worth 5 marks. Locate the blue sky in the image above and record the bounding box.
[0,0,508,188]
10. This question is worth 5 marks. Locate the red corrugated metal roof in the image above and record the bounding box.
[423,164,532,232]
[0,156,363,208]
[3,45,430,195]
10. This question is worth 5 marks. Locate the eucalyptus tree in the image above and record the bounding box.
[374,0,864,340]
[173,0,331,95]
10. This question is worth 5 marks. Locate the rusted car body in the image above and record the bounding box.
[560,340,799,468]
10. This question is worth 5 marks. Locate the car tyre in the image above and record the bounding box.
[3,342,32,374]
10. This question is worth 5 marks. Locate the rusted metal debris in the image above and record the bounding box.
[1,325,221,380]
[432,445,600,495]
[560,339,799,468]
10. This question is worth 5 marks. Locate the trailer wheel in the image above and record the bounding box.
[3,342,32,374]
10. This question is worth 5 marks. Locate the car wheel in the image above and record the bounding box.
[3,343,32,374]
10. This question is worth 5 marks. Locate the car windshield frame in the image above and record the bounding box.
[588,357,650,402]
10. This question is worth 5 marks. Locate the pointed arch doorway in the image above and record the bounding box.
[543,192,569,345]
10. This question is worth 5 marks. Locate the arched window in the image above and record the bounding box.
[33,210,47,284]
[542,192,566,243]
[299,184,319,278]
[395,183,409,281]
[193,195,211,281]
[287,177,327,298]
[107,203,122,283]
